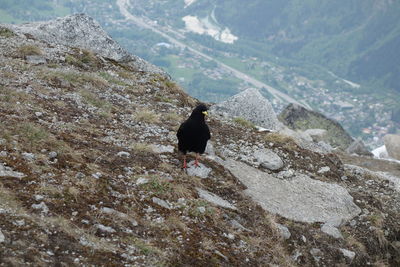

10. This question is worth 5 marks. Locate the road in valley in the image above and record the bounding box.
[116,0,309,108]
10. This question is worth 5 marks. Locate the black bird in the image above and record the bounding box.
[177,104,211,169]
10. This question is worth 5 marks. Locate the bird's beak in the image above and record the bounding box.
[202,111,208,116]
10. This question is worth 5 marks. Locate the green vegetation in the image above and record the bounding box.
[233,117,256,129]
[0,27,15,37]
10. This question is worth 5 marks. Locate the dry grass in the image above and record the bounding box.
[40,70,109,88]
[133,108,160,124]
[18,122,49,151]
[264,132,298,149]
[16,44,42,58]
[130,142,155,156]
[66,49,101,69]
[165,216,189,232]
[233,117,256,129]
[79,89,111,110]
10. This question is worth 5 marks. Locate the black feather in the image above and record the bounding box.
[177,104,211,155]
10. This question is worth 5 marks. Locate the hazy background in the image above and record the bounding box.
[1,0,399,147]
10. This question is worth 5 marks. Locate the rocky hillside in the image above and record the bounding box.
[1,14,400,266]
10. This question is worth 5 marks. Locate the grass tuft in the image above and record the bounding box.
[17,44,42,58]
[233,117,256,129]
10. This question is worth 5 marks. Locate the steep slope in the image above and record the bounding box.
[1,15,400,266]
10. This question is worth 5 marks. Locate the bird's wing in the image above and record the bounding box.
[176,121,185,139]
[205,124,211,140]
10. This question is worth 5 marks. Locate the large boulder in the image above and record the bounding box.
[279,103,354,149]
[211,88,283,131]
[223,159,361,223]
[7,14,164,74]
[383,134,400,160]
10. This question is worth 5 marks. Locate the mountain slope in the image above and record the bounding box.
[1,14,400,266]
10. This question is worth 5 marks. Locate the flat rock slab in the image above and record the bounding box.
[196,188,236,210]
[224,159,360,223]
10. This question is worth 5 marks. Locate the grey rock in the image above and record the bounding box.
[26,55,46,65]
[321,224,343,239]
[96,224,116,233]
[152,197,171,209]
[92,172,102,179]
[31,202,49,214]
[196,188,237,210]
[211,88,283,131]
[254,149,284,170]
[346,138,373,156]
[276,223,291,240]
[0,229,4,243]
[384,134,400,160]
[13,219,25,227]
[0,163,26,179]
[223,159,360,223]
[7,14,165,74]
[150,144,174,154]
[34,195,44,201]
[0,151,7,157]
[275,169,295,180]
[197,206,206,213]
[317,166,330,174]
[279,103,354,149]
[48,151,58,159]
[230,219,251,232]
[117,151,131,158]
[186,160,212,178]
[22,152,35,161]
[340,248,356,261]
[136,177,149,185]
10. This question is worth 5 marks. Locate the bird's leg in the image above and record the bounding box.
[182,155,187,169]
[195,153,200,167]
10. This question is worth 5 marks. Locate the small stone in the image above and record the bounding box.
[0,229,5,243]
[92,172,102,179]
[317,166,330,174]
[26,55,46,65]
[321,224,343,239]
[150,144,174,154]
[152,197,171,209]
[72,211,78,216]
[13,220,25,227]
[136,177,149,185]
[340,248,356,261]
[196,188,237,210]
[22,152,35,161]
[75,172,85,179]
[0,151,8,157]
[34,195,44,201]
[96,224,116,233]
[35,112,43,117]
[186,161,212,179]
[117,151,130,158]
[197,206,206,213]
[31,202,49,214]
[48,151,58,159]
[276,223,291,240]
[301,235,307,243]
